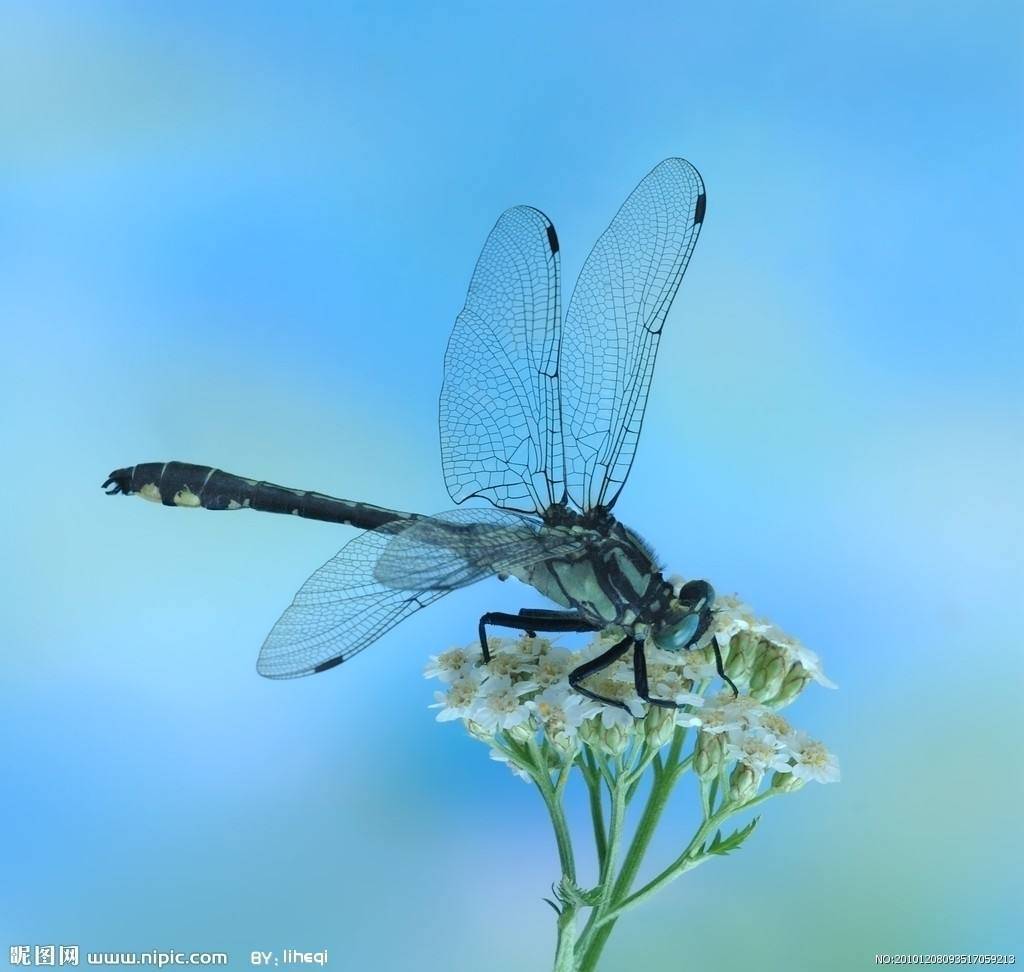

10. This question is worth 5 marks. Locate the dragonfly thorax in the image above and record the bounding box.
[507,517,676,633]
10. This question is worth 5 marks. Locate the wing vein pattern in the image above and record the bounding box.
[440,205,563,515]
[257,510,581,678]
[562,158,705,512]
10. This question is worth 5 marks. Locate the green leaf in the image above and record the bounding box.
[704,816,760,857]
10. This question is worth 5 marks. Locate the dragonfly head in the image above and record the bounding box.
[652,580,715,652]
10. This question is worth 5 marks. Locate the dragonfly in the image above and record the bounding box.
[103,158,735,710]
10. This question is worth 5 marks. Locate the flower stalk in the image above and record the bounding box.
[426,594,838,971]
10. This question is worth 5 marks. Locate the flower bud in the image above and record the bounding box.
[578,717,630,756]
[771,770,805,793]
[694,731,724,780]
[505,722,535,745]
[729,762,761,803]
[578,718,600,748]
[543,742,567,771]
[723,633,748,682]
[749,645,787,701]
[464,719,493,743]
[739,630,761,669]
[600,722,630,756]
[547,730,578,758]
[767,662,813,707]
[644,705,676,749]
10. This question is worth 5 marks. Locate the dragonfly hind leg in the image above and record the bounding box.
[477,609,598,662]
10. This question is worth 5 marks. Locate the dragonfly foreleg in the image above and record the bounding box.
[711,636,739,696]
[633,636,737,704]
[477,610,598,661]
[567,633,635,712]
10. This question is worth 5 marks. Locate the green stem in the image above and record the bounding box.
[577,743,691,971]
[597,791,774,928]
[700,776,714,820]
[552,899,579,972]
[579,751,608,871]
[595,755,626,891]
[528,738,577,883]
[523,739,583,972]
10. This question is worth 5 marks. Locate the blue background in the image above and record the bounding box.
[3,2,1021,969]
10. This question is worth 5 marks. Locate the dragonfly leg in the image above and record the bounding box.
[517,609,596,637]
[516,607,590,637]
[517,608,586,619]
[478,610,598,662]
[710,635,739,696]
[632,640,679,709]
[568,633,635,712]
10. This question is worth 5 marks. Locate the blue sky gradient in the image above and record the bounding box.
[3,2,1021,969]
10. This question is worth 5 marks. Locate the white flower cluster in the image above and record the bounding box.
[425,596,839,789]
[694,694,841,790]
[706,594,836,692]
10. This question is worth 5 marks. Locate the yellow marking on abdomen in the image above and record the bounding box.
[173,488,201,507]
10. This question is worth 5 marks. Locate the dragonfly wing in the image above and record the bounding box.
[440,205,564,515]
[257,521,456,678]
[561,159,705,512]
[373,509,584,590]
[258,511,584,678]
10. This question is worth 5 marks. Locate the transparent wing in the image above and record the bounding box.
[373,508,584,590]
[257,511,583,679]
[440,205,564,515]
[257,521,451,679]
[562,159,706,512]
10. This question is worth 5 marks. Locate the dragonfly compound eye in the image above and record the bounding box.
[652,611,701,652]
[677,580,714,613]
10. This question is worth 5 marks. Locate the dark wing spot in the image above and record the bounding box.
[694,192,707,225]
[546,224,560,255]
[313,655,345,674]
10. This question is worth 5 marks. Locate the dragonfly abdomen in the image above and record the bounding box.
[102,461,417,530]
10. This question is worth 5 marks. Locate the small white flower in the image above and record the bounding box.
[592,699,642,728]
[472,675,537,732]
[711,691,766,718]
[429,671,483,722]
[765,629,837,689]
[681,652,720,683]
[785,731,841,783]
[724,727,792,773]
[694,699,747,735]
[644,646,689,669]
[484,652,535,679]
[517,634,554,659]
[576,642,634,687]
[754,710,793,738]
[424,644,481,683]
[533,684,597,744]
[673,710,703,729]
[710,595,771,643]
[573,666,643,714]
[651,667,705,709]
[533,647,576,687]
[607,663,637,686]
